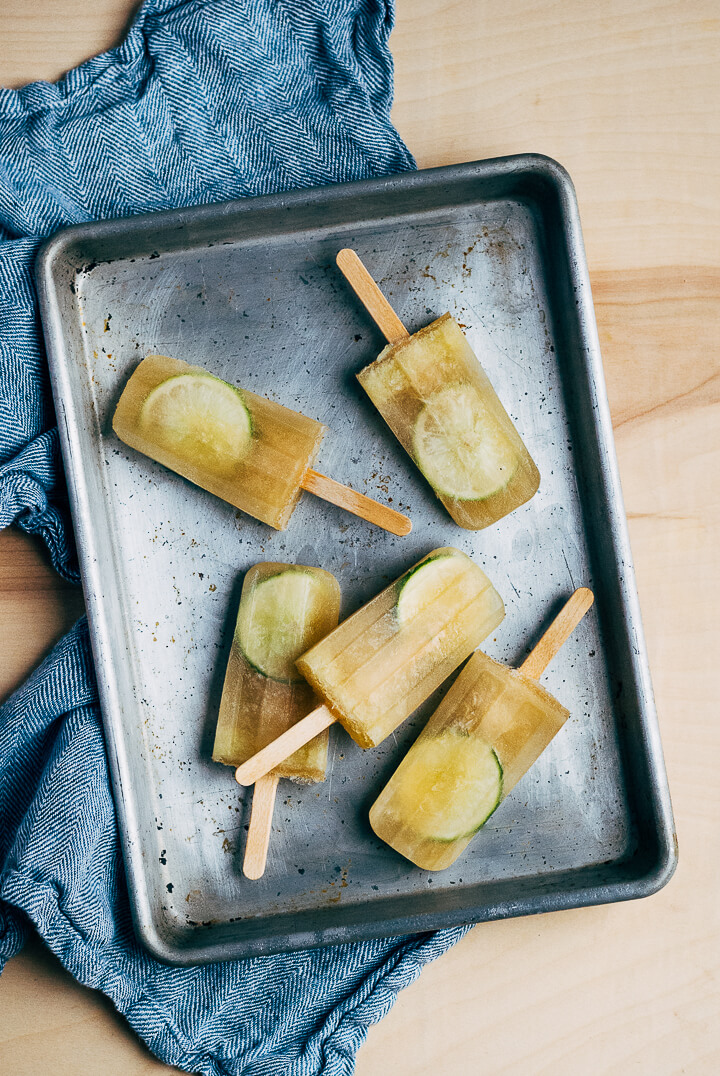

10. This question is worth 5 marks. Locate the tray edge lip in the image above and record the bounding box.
[136,842,680,965]
[33,152,677,965]
[34,152,578,263]
[34,234,161,955]
[537,158,679,888]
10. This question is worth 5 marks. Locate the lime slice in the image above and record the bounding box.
[391,729,503,842]
[237,569,333,682]
[412,383,519,500]
[140,373,252,476]
[396,552,470,625]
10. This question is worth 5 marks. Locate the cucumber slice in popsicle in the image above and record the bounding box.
[140,373,252,476]
[393,729,503,842]
[237,569,332,682]
[412,382,519,500]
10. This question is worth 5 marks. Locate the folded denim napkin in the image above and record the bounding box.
[0,2,469,1072]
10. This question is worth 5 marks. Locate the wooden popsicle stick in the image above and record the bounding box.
[235,704,336,787]
[237,589,594,789]
[242,772,280,880]
[518,587,594,681]
[336,248,409,345]
[301,468,411,536]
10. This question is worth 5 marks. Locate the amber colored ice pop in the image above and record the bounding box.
[213,562,341,879]
[113,354,411,536]
[369,587,594,870]
[337,248,540,530]
[234,547,505,787]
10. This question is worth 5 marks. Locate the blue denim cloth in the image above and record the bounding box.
[0,2,469,1072]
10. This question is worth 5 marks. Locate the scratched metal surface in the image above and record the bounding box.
[36,157,676,963]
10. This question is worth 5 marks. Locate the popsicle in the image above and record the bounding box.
[113,354,411,535]
[336,248,540,530]
[213,562,341,879]
[234,547,505,786]
[369,587,594,870]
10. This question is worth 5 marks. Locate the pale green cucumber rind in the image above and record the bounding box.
[401,742,504,844]
[424,464,517,504]
[237,644,304,686]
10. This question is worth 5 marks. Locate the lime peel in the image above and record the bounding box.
[237,569,333,682]
[140,373,252,476]
[392,729,503,842]
[396,552,472,625]
[412,382,519,500]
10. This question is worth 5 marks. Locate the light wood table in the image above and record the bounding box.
[1,2,718,1072]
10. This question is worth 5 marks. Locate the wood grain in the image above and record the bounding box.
[0,934,180,1074]
[301,468,412,536]
[0,0,143,88]
[336,248,410,344]
[242,772,280,880]
[234,705,336,787]
[391,0,720,272]
[1,1,719,1074]
[0,529,85,701]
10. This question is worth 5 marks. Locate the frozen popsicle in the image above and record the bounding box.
[369,587,594,870]
[337,248,540,530]
[112,354,411,535]
[234,547,505,786]
[213,562,341,879]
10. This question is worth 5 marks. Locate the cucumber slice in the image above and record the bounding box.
[391,729,503,842]
[412,382,519,500]
[396,552,469,625]
[140,373,252,476]
[237,569,332,682]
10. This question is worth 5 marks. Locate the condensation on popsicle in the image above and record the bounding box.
[337,249,540,530]
[295,547,505,750]
[369,587,593,870]
[213,562,341,781]
[113,354,411,535]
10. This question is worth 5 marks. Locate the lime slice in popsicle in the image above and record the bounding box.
[412,383,519,500]
[140,373,252,476]
[392,729,503,842]
[237,569,333,682]
[396,552,469,625]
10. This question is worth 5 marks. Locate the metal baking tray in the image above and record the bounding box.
[36,155,676,964]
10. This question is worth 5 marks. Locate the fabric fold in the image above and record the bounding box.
[0,3,468,1073]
